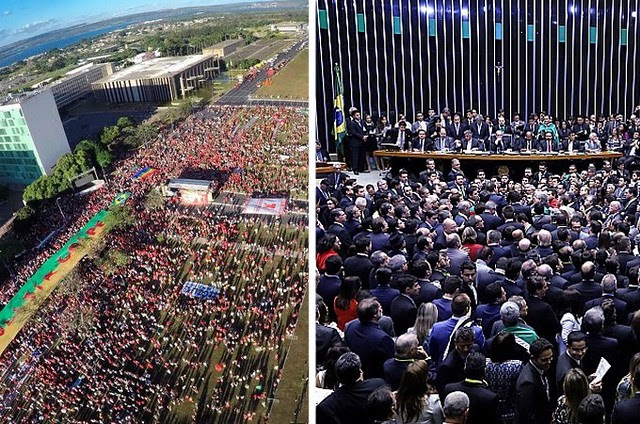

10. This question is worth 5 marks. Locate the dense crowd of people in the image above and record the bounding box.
[0,105,308,422]
[316,108,640,424]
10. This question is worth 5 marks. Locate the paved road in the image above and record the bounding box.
[216,39,308,106]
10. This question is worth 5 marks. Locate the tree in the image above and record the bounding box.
[104,205,135,231]
[144,189,165,210]
[12,206,36,233]
[96,148,112,169]
[116,116,135,129]
[100,125,120,145]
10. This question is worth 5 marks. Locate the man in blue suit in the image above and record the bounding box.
[344,298,395,379]
[428,293,485,366]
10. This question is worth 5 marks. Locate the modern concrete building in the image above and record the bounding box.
[91,55,220,103]
[202,38,245,58]
[0,90,71,185]
[270,22,305,32]
[49,62,114,108]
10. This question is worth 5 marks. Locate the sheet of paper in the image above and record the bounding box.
[593,357,611,383]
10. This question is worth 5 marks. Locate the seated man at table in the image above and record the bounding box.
[536,131,559,152]
[517,130,536,152]
[411,129,429,152]
[489,130,509,153]
[561,131,582,153]
[455,129,483,152]
[585,132,602,153]
[387,121,413,151]
[433,127,455,152]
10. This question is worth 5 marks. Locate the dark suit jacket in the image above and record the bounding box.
[416,280,442,304]
[343,254,373,289]
[316,378,387,424]
[387,128,413,150]
[444,380,499,424]
[435,350,466,399]
[515,362,553,424]
[370,285,400,316]
[446,122,469,139]
[471,122,490,141]
[583,333,618,376]
[525,296,561,347]
[568,280,604,304]
[316,323,343,365]
[390,294,417,336]
[612,393,640,424]
[585,295,628,320]
[344,321,395,379]
[480,213,503,231]
[383,358,412,391]
[555,352,581,394]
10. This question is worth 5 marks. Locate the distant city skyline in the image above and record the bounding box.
[0,0,263,48]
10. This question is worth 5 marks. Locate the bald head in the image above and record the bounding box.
[537,229,552,246]
[537,264,553,279]
[443,219,457,234]
[581,261,596,279]
[512,229,524,241]
[518,238,531,252]
[395,333,419,358]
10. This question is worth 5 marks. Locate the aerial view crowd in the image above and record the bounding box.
[316,108,640,424]
[0,105,308,422]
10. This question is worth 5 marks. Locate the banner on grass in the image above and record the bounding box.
[181,282,220,300]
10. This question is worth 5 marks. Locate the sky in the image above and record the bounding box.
[0,0,259,47]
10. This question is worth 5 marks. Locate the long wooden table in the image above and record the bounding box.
[373,150,623,162]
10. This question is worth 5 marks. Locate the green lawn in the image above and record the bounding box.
[255,49,308,100]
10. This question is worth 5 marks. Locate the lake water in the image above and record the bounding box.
[0,22,135,68]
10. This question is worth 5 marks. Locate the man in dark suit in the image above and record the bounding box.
[317,256,343,322]
[327,208,352,258]
[315,140,331,162]
[317,352,387,423]
[326,163,349,194]
[343,237,373,289]
[435,326,477,397]
[316,307,343,365]
[390,275,419,336]
[525,276,561,349]
[568,262,604,304]
[344,298,395,379]
[456,129,482,152]
[471,116,490,143]
[370,267,400,316]
[584,274,628,319]
[611,365,640,424]
[515,338,555,424]
[446,113,469,141]
[443,352,499,424]
[480,202,503,232]
[383,333,427,390]
[346,109,368,174]
[412,259,442,304]
[387,121,413,151]
[555,331,588,394]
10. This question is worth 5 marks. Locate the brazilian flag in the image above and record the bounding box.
[333,64,346,156]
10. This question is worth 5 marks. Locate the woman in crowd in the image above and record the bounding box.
[553,368,591,424]
[485,332,524,424]
[557,289,584,354]
[395,359,443,424]
[334,276,360,331]
[408,302,438,346]
[316,234,340,274]
[616,352,640,404]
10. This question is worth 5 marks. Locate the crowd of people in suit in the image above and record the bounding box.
[315,124,640,423]
[336,106,640,173]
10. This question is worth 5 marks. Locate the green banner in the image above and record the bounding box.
[0,209,109,326]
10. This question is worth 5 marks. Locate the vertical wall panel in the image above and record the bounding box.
[316,0,640,149]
